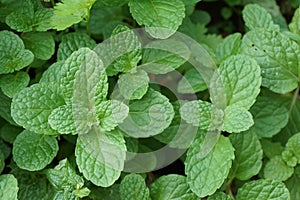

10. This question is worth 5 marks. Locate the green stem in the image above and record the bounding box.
[289,86,299,113]
[85,10,91,36]
[226,177,235,199]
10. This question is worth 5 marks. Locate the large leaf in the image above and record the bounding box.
[264,155,294,181]
[120,174,150,200]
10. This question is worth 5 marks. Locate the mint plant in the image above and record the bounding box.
[1,0,300,199]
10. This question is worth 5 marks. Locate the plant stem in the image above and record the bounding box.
[289,86,299,113]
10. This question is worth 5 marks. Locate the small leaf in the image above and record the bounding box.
[177,68,207,94]
[236,179,290,200]
[13,130,58,171]
[283,132,300,163]
[75,127,126,187]
[119,88,174,138]
[0,30,34,74]
[22,32,55,60]
[185,132,235,198]
[118,69,149,100]
[0,174,18,200]
[129,0,185,39]
[289,7,300,35]
[0,71,30,98]
[264,155,294,181]
[150,174,198,200]
[120,174,150,200]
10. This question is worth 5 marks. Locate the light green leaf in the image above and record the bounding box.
[141,39,190,74]
[129,0,185,39]
[250,97,289,138]
[240,29,300,94]
[75,127,126,187]
[150,174,198,200]
[223,105,254,133]
[180,100,212,129]
[48,104,76,134]
[229,130,263,180]
[236,179,290,200]
[120,174,150,200]
[0,71,30,98]
[119,88,174,138]
[211,55,261,110]
[118,69,149,100]
[264,155,294,181]
[185,132,234,198]
[57,33,96,61]
[96,100,129,132]
[0,30,34,74]
[0,174,18,200]
[283,132,300,163]
[51,0,96,30]
[289,7,300,35]
[11,83,65,135]
[215,33,242,64]
[13,130,58,171]
[39,61,64,84]
[5,0,53,32]
[242,4,280,31]
[177,68,207,94]
[22,32,55,60]
[208,192,233,200]
[46,158,85,191]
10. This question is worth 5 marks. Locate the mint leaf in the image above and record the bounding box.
[13,130,58,171]
[0,123,22,143]
[40,61,64,84]
[240,29,300,94]
[118,69,149,100]
[51,0,96,30]
[236,179,290,200]
[283,132,300,163]
[141,39,190,74]
[95,0,129,7]
[229,130,263,180]
[89,184,121,200]
[75,127,126,187]
[185,132,234,197]
[223,105,254,133]
[285,175,300,200]
[119,88,174,138]
[0,71,30,98]
[0,91,18,125]
[0,30,34,74]
[242,4,280,31]
[177,68,207,94]
[129,0,185,39]
[250,97,289,138]
[0,174,18,200]
[57,33,96,61]
[150,174,198,200]
[289,7,300,35]
[5,0,53,32]
[120,174,150,200]
[261,139,284,159]
[180,100,212,128]
[264,155,294,181]
[208,192,233,200]
[0,151,4,174]
[22,32,55,60]
[11,83,65,135]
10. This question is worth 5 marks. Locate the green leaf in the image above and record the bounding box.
[13,130,58,171]
[240,29,300,94]
[118,69,149,100]
[261,139,284,159]
[0,139,11,159]
[0,123,22,143]
[264,156,294,181]
[129,0,185,39]
[180,100,212,129]
[208,192,233,200]
[0,91,18,125]
[177,68,207,94]
[283,132,300,163]
[0,71,30,98]
[11,83,65,135]
[22,32,55,60]
[95,0,129,7]
[185,132,235,198]
[120,174,150,200]
[242,4,280,31]
[51,0,96,30]
[141,39,190,74]
[40,61,64,84]
[0,174,18,200]
[0,151,4,174]
[250,97,289,138]
[289,7,300,35]
[48,104,77,134]
[75,127,126,187]
[223,105,254,133]
[229,130,263,180]
[57,33,96,61]
[150,174,198,200]
[0,30,34,74]
[285,175,300,200]
[236,179,290,200]
[215,33,242,64]
[89,184,121,200]
[5,0,53,32]
[119,88,174,138]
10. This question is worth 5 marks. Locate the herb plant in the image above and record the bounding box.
[0,0,300,199]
